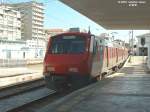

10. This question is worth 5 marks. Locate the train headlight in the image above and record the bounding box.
[47,66,55,72]
[69,67,78,72]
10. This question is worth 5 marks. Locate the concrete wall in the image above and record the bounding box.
[0,40,46,60]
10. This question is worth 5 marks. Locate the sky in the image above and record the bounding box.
[4,0,150,42]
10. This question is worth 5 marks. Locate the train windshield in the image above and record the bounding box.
[50,35,86,54]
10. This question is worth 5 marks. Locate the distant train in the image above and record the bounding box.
[43,32,128,90]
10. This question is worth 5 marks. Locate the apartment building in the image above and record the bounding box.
[0,5,21,41]
[8,1,44,41]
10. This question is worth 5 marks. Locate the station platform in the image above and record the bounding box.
[38,56,150,112]
[0,65,43,88]
[0,67,35,78]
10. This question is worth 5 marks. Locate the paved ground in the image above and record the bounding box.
[0,64,43,77]
[38,56,150,112]
[0,67,35,78]
[0,88,54,112]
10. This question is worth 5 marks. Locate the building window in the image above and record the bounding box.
[8,21,13,24]
[17,18,21,21]
[23,52,26,58]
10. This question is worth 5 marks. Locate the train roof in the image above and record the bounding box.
[49,32,127,49]
[52,32,91,37]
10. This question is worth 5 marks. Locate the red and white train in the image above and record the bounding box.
[43,32,128,90]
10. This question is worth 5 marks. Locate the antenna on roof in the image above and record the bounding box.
[88,26,91,34]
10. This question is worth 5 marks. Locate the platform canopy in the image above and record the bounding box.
[61,0,150,29]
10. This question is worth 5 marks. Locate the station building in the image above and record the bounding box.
[136,33,150,69]
[136,33,149,56]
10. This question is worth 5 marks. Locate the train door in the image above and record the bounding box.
[90,36,99,77]
[123,49,125,60]
[103,47,106,68]
[110,47,113,67]
[113,48,115,65]
[99,45,103,64]
[99,44,104,73]
[106,46,109,67]
[112,48,114,66]
[118,49,120,62]
[116,48,118,63]
[89,35,94,54]
[122,49,123,60]
[109,47,111,67]
[119,49,122,62]
[101,45,107,72]
[109,47,113,67]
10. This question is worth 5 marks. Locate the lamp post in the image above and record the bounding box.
[131,30,134,55]
[129,30,134,63]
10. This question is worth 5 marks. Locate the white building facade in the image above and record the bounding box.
[136,33,150,56]
[0,3,47,67]
[8,1,45,41]
[0,40,25,60]
[0,40,46,67]
[0,40,46,60]
[136,33,150,68]
[0,5,21,41]
[23,40,46,59]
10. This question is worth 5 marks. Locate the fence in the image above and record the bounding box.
[0,58,44,67]
[0,59,27,67]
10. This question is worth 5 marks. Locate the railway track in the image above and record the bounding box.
[0,60,127,112]
[0,77,72,112]
[5,73,119,112]
[8,90,71,112]
[8,72,121,112]
[0,78,45,99]
[0,78,57,112]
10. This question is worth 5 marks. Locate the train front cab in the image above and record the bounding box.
[43,33,92,90]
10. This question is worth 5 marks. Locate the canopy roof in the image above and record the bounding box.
[61,0,150,29]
